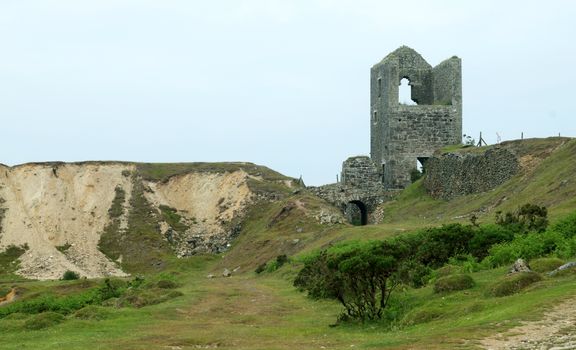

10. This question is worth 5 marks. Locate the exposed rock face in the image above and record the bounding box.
[0,163,133,280]
[424,147,520,199]
[0,162,276,280]
[143,171,254,257]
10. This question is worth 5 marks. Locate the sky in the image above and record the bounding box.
[1,1,575,185]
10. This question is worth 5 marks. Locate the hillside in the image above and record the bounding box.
[0,137,576,349]
[0,161,302,279]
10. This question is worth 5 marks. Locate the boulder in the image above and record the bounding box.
[509,259,531,274]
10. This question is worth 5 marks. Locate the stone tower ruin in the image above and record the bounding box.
[370,46,462,188]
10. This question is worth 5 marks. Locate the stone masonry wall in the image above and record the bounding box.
[424,147,520,200]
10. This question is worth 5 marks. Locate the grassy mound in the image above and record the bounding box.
[73,305,111,321]
[529,257,565,273]
[489,272,543,297]
[433,274,475,293]
[23,312,65,330]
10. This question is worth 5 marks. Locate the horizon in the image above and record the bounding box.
[2,1,575,185]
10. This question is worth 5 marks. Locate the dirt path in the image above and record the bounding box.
[0,288,18,306]
[479,297,576,350]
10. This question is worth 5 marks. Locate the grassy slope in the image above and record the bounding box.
[1,138,576,349]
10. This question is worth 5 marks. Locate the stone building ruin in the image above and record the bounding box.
[311,46,462,224]
[371,46,462,188]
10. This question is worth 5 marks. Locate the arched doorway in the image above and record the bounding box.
[346,200,368,226]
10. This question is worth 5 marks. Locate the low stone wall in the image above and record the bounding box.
[424,147,520,199]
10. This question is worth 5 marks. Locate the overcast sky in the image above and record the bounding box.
[1,1,575,185]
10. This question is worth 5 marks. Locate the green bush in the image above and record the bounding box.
[496,203,548,233]
[529,257,564,273]
[23,312,65,330]
[433,274,475,293]
[468,225,514,259]
[487,230,565,267]
[62,270,80,280]
[73,305,111,321]
[551,211,576,238]
[489,272,543,297]
[413,224,476,268]
[295,240,408,321]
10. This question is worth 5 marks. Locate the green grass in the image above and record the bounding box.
[1,256,575,349]
[2,138,576,348]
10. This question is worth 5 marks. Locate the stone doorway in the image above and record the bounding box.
[346,200,368,226]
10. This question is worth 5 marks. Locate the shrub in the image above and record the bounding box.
[489,272,543,297]
[295,240,408,321]
[447,254,482,273]
[529,257,564,273]
[23,312,65,330]
[551,211,576,238]
[396,259,432,288]
[414,224,475,267]
[73,305,111,321]
[433,274,475,293]
[254,263,267,274]
[496,203,548,233]
[486,230,565,267]
[62,270,80,280]
[468,225,514,259]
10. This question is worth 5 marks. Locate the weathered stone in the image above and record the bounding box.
[548,261,576,276]
[222,268,231,277]
[371,46,462,189]
[509,259,532,274]
[424,147,520,199]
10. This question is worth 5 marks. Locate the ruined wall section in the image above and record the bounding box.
[424,148,520,199]
[385,105,461,187]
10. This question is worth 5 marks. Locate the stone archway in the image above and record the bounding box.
[346,200,368,226]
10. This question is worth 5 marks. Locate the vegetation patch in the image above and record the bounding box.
[73,305,111,321]
[401,307,445,326]
[55,242,72,254]
[23,311,65,330]
[0,244,28,276]
[433,274,475,293]
[489,272,543,297]
[530,257,565,273]
[108,186,126,218]
[99,176,172,272]
[62,270,80,280]
[159,205,189,233]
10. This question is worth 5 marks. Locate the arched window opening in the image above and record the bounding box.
[399,78,417,105]
[346,201,368,226]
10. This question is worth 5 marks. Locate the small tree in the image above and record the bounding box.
[295,240,408,321]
